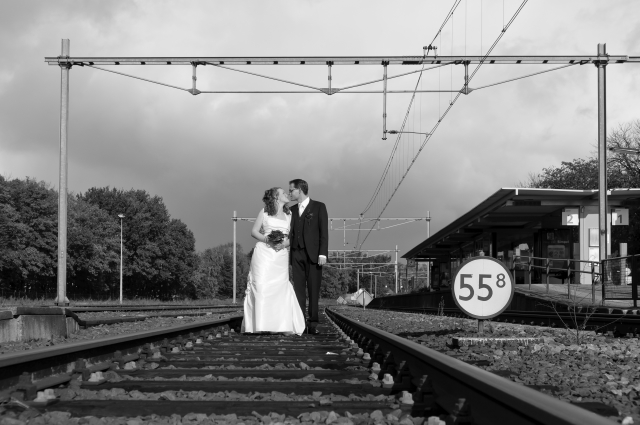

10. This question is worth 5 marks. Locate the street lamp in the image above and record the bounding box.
[609,147,640,155]
[118,214,125,304]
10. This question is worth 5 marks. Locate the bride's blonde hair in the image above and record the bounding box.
[262,187,290,217]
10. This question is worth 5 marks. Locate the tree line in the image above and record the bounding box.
[523,119,640,254]
[0,178,250,300]
[0,176,397,301]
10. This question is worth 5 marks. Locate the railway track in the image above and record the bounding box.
[365,305,640,337]
[0,308,614,424]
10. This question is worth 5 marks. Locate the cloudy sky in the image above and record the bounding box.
[1,0,639,258]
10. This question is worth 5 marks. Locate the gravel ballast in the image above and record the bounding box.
[0,310,242,356]
[332,305,639,424]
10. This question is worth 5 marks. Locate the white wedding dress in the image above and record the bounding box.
[241,210,306,335]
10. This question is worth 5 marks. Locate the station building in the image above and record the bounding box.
[403,188,640,287]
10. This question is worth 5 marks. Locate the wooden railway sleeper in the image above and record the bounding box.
[112,350,140,369]
[160,338,173,353]
[72,358,113,381]
[10,371,71,403]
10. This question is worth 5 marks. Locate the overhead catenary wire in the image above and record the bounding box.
[360,0,464,219]
[85,64,189,92]
[357,0,529,249]
[472,63,579,91]
[355,0,465,250]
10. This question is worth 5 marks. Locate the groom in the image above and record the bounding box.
[288,179,329,335]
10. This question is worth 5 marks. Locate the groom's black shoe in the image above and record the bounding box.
[307,327,320,335]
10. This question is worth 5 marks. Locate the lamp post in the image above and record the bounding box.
[609,147,640,156]
[118,214,125,304]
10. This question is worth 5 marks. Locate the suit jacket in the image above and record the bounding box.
[289,199,329,264]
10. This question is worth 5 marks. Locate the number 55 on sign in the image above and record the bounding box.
[452,257,515,320]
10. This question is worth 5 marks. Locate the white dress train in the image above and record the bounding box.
[241,210,306,335]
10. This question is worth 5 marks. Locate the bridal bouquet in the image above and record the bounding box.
[267,230,287,245]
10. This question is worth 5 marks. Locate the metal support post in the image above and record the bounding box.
[567,259,572,300]
[328,62,332,93]
[545,259,550,294]
[463,62,470,95]
[405,261,408,287]
[528,258,532,289]
[632,256,638,308]
[426,211,431,288]
[343,219,346,247]
[189,62,200,95]
[599,262,605,305]
[357,269,359,291]
[193,64,197,91]
[55,39,71,306]
[395,245,398,293]
[374,275,377,297]
[382,63,388,140]
[233,211,237,304]
[592,262,596,304]
[597,43,608,262]
[119,214,125,304]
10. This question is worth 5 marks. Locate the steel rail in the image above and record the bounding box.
[45,55,634,66]
[326,308,615,425]
[0,313,242,389]
[364,304,638,335]
[68,304,236,312]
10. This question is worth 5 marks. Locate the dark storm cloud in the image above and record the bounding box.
[0,0,638,256]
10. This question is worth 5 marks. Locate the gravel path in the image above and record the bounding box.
[332,306,639,424]
[0,310,242,356]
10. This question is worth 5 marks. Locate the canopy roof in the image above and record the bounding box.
[404,188,640,260]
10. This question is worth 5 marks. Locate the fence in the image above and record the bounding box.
[510,256,601,303]
[510,255,639,307]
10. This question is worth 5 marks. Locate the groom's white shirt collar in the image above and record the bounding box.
[299,197,310,211]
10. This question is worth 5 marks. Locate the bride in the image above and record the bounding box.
[241,187,306,335]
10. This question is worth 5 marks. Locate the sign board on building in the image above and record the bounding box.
[562,208,579,226]
[407,259,416,268]
[452,257,515,320]
[612,208,629,226]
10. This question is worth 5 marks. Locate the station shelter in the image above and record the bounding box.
[403,188,640,287]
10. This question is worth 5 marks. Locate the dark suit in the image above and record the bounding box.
[289,199,329,328]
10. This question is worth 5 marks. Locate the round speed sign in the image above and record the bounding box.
[452,257,514,319]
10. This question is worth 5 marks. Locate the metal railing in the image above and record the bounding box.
[508,256,600,303]
[509,255,639,307]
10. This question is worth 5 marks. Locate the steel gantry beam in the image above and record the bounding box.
[45,55,638,66]
[46,40,639,306]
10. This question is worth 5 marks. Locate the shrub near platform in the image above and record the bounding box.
[333,306,640,424]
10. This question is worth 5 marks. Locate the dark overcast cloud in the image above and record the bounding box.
[1,0,639,257]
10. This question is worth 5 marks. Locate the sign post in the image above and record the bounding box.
[452,257,515,335]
